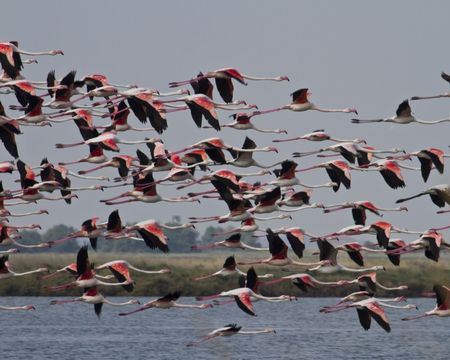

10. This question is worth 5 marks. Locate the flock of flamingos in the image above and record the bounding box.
[0,41,450,345]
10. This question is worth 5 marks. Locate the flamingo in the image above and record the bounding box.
[95,260,171,276]
[250,88,357,115]
[168,67,289,102]
[336,272,408,294]
[161,93,257,130]
[311,221,421,248]
[186,324,275,347]
[354,159,421,189]
[0,304,35,311]
[0,255,48,279]
[203,111,287,134]
[237,228,326,267]
[321,296,416,332]
[308,239,385,273]
[196,267,296,316]
[0,224,49,249]
[191,232,270,251]
[352,100,450,125]
[276,189,313,208]
[50,287,139,317]
[402,284,450,320]
[259,273,343,292]
[0,42,62,80]
[192,255,272,281]
[55,130,158,152]
[273,129,366,144]
[119,291,212,316]
[40,262,115,281]
[387,230,450,262]
[46,247,133,291]
[77,155,136,178]
[226,137,282,169]
[58,144,108,167]
[410,72,450,101]
[396,184,450,210]
[322,201,408,225]
[48,218,102,249]
[296,160,351,192]
[292,143,404,164]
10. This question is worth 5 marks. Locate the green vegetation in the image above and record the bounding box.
[1,252,448,297]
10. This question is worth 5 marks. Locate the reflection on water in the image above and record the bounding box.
[1,297,447,360]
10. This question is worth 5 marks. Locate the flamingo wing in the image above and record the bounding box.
[94,302,103,317]
[356,308,371,330]
[366,302,391,332]
[109,262,134,292]
[234,293,255,316]
[215,78,234,103]
[286,232,305,259]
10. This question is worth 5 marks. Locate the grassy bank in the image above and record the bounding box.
[1,252,449,297]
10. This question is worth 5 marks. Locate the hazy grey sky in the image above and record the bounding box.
[2,0,450,240]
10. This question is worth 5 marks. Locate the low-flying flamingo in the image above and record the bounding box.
[410,72,450,101]
[273,129,366,144]
[0,303,35,311]
[402,284,450,320]
[396,184,450,211]
[308,239,385,273]
[119,291,212,316]
[226,137,282,169]
[169,67,289,103]
[186,324,275,347]
[95,260,171,277]
[50,287,139,317]
[321,296,417,332]
[203,111,287,134]
[387,230,450,262]
[0,254,48,279]
[259,273,344,292]
[322,201,408,225]
[352,100,450,125]
[237,228,326,267]
[46,247,133,292]
[336,272,408,294]
[191,233,270,251]
[196,267,296,316]
[193,255,273,281]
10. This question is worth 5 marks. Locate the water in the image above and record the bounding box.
[1,297,447,360]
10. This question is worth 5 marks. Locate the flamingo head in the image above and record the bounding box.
[50,50,64,55]
[25,305,36,311]
[130,299,140,305]
[346,107,358,115]
[160,268,172,274]
[278,76,290,82]
[398,206,408,212]
[266,146,278,153]
[39,209,50,215]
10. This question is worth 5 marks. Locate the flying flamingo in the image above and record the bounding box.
[321,296,417,332]
[311,221,421,248]
[40,262,115,281]
[292,143,404,164]
[273,129,366,144]
[0,255,48,279]
[336,272,408,294]
[0,224,49,249]
[168,67,289,102]
[0,303,35,311]
[46,247,133,291]
[77,155,136,178]
[352,100,450,125]
[0,42,63,80]
[249,88,357,115]
[276,189,313,208]
[308,239,385,273]
[203,111,287,134]
[259,273,344,292]
[50,287,139,317]
[396,184,450,210]
[48,218,102,249]
[191,232,270,251]
[119,291,212,316]
[186,324,275,347]
[296,160,351,192]
[55,130,158,152]
[58,144,108,167]
[196,267,296,316]
[100,171,200,206]
[226,137,282,169]
[322,201,408,225]
[402,284,450,320]
[237,228,327,267]
[410,72,450,101]
[193,255,273,281]
[95,260,171,276]
[161,94,257,130]
[387,230,450,262]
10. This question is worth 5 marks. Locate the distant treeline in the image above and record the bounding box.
[18,216,262,253]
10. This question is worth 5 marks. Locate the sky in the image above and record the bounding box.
[2,0,450,242]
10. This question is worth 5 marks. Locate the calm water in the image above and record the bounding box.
[1,297,447,360]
